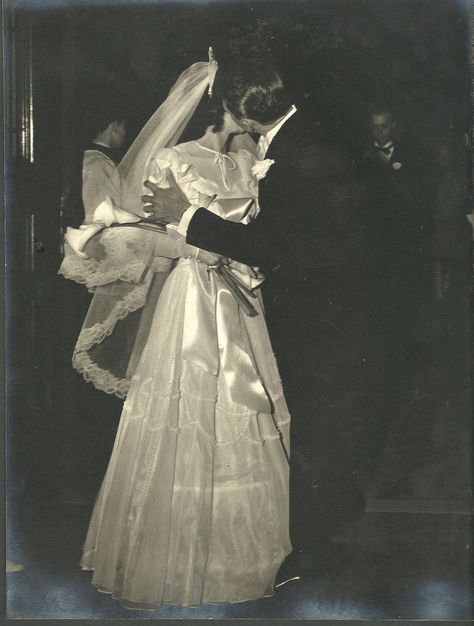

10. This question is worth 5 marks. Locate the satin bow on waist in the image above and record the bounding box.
[181,260,271,414]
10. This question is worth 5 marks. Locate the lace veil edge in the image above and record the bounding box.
[62,57,223,398]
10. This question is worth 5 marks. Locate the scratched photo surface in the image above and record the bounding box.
[5,0,472,620]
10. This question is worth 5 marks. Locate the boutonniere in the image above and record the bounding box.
[392,161,403,170]
[251,158,275,180]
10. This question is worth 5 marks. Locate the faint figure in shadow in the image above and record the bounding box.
[355,103,432,495]
[82,100,128,221]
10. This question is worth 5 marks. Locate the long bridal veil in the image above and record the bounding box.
[60,53,219,397]
[118,59,216,213]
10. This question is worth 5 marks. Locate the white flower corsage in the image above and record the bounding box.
[392,161,403,170]
[251,158,275,180]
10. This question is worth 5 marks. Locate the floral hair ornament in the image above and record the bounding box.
[208,46,218,97]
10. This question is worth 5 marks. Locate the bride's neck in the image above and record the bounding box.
[196,127,230,153]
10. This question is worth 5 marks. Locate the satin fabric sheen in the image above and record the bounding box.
[182,254,271,414]
[81,142,291,608]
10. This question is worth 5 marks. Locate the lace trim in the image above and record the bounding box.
[123,382,290,446]
[73,350,130,399]
[132,388,288,418]
[130,376,289,421]
[59,228,158,289]
[72,271,155,397]
[75,276,152,353]
[130,384,218,405]
[58,255,146,289]
[126,413,290,447]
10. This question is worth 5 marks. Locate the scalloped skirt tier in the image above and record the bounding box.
[80,259,292,609]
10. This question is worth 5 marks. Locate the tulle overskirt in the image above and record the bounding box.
[81,259,291,608]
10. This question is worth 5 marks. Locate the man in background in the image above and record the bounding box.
[82,103,127,222]
[357,104,431,487]
[362,107,403,173]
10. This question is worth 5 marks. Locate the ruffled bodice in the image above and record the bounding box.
[147,142,268,224]
[147,142,277,414]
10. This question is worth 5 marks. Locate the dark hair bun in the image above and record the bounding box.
[214,63,291,125]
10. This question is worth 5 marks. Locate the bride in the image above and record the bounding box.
[60,50,291,609]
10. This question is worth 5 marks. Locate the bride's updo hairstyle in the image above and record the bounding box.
[213,62,292,126]
[178,61,291,141]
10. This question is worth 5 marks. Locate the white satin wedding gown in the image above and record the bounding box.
[80,141,291,609]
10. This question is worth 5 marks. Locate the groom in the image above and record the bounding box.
[145,64,368,573]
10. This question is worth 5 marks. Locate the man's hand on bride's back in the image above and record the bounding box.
[142,170,215,223]
[141,171,189,223]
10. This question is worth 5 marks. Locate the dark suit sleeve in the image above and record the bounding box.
[185,139,350,271]
[185,150,310,268]
[186,207,278,268]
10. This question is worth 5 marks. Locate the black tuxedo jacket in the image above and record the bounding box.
[186,109,363,289]
[357,140,429,266]
[186,109,370,391]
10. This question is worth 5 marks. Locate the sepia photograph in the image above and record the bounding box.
[4,0,472,621]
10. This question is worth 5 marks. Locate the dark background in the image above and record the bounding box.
[5,0,472,620]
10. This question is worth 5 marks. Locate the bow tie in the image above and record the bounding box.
[376,143,394,155]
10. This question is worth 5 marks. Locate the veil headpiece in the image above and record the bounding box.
[118,47,218,214]
[207,46,218,97]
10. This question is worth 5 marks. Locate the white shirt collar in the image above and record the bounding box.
[93,140,113,149]
[374,140,394,150]
[264,104,297,149]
